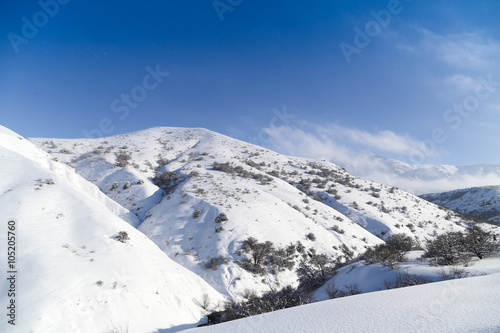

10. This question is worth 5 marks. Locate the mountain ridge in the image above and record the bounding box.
[421,185,500,224]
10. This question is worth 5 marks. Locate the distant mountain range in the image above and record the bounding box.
[421,186,500,224]
[339,154,500,195]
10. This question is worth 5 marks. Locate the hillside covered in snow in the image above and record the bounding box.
[31,127,484,300]
[0,126,224,333]
[421,186,500,224]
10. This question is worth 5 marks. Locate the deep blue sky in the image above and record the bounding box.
[1,0,499,166]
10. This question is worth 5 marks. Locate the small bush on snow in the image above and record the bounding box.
[193,209,202,219]
[115,231,130,243]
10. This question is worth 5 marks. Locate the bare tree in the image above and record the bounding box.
[465,224,498,259]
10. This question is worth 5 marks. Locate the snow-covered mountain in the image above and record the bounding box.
[31,127,478,300]
[340,154,500,195]
[421,186,500,224]
[0,126,224,333]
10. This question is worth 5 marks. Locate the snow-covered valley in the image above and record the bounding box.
[1,125,498,332]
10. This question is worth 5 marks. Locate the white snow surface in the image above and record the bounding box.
[185,271,500,333]
[0,125,224,333]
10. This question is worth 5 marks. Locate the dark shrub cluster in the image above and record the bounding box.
[215,213,228,223]
[306,233,316,241]
[424,225,498,265]
[363,234,416,268]
[213,161,273,185]
[153,171,181,194]
[204,256,231,271]
[204,258,220,270]
[204,286,311,326]
[115,231,130,243]
[193,209,202,219]
[115,152,131,167]
[236,237,298,275]
[296,252,335,292]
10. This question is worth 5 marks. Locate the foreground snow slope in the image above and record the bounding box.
[0,126,223,333]
[32,127,478,299]
[421,186,500,224]
[185,272,500,333]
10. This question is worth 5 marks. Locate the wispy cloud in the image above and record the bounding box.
[405,27,500,70]
[258,122,500,194]
[262,122,435,164]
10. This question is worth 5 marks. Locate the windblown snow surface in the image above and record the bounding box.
[185,270,500,333]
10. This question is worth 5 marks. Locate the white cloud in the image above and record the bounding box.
[258,122,500,194]
[442,74,480,93]
[406,27,500,70]
[324,125,432,156]
[262,122,434,162]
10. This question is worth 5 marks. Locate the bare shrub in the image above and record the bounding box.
[115,231,130,243]
[193,209,202,219]
[201,293,211,311]
[384,270,432,289]
[325,282,341,299]
[297,253,334,292]
[439,267,471,280]
[115,152,131,167]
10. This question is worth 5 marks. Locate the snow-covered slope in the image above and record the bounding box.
[313,251,500,301]
[420,186,500,224]
[342,154,500,195]
[0,126,223,333]
[184,271,500,333]
[32,127,477,299]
